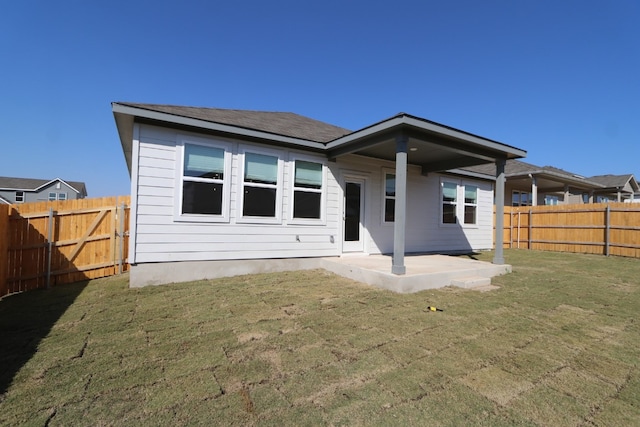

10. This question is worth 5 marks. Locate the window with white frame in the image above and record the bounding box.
[441,181,457,224]
[384,172,395,222]
[545,195,559,205]
[15,191,24,203]
[242,152,280,218]
[512,190,531,207]
[48,192,57,201]
[181,143,226,215]
[463,185,478,224]
[292,160,323,219]
[58,193,67,201]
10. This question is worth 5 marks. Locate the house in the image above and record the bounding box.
[463,160,639,206]
[112,102,527,288]
[0,177,87,204]
[587,174,640,203]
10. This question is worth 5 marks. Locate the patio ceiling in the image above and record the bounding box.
[326,113,526,173]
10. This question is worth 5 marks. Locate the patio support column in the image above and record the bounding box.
[530,176,538,206]
[564,185,570,204]
[392,135,408,275]
[493,158,506,265]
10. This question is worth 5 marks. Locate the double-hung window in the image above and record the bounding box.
[48,192,57,201]
[463,185,478,224]
[242,152,280,218]
[15,191,24,203]
[383,172,395,223]
[292,160,323,219]
[181,143,227,217]
[442,181,458,224]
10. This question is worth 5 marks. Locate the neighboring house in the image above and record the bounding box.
[0,177,87,204]
[112,102,526,287]
[462,160,639,206]
[0,195,11,204]
[587,174,640,203]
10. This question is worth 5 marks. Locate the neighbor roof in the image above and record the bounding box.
[0,177,87,195]
[587,174,639,190]
[462,160,606,188]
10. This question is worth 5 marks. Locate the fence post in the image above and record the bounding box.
[605,204,610,256]
[46,208,54,289]
[528,208,532,250]
[118,202,125,274]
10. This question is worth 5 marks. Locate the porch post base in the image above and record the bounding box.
[391,265,406,275]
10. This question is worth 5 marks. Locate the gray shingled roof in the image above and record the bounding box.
[0,177,87,193]
[117,102,352,143]
[587,174,635,189]
[462,159,546,177]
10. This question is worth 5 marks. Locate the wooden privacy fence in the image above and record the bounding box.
[0,196,130,297]
[497,203,640,258]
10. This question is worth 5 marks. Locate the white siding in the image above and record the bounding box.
[132,124,496,264]
[334,156,494,255]
[134,124,341,263]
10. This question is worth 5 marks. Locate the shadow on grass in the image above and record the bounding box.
[0,281,88,395]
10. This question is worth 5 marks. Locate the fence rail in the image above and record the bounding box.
[0,196,130,297]
[498,203,640,258]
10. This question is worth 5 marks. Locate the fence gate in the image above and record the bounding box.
[3,196,129,295]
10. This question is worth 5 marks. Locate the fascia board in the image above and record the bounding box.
[327,115,527,159]
[446,168,496,181]
[511,171,606,189]
[325,116,405,149]
[401,116,527,158]
[111,103,326,151]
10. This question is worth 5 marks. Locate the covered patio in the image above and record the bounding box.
[327,113,527,274]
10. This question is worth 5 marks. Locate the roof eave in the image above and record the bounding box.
[326,114,527,159]
[112,103,327,172]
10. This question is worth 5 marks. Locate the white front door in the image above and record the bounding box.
[343,179,365,252]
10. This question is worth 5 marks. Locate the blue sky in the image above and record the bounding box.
[2,0,638,197]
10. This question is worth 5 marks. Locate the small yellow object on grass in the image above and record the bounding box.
[427,306,443,312]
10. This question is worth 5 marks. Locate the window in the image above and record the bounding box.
[181,143,225,215]
[58,193,67,201]
[442,181,457,224]
[242,152,279,217]
[582,193,590,204]
[48,192,57,201]
[292,160,323,219]
[384,173,395,222]
[512,190,531,207]
[545,195,559,205]
[15,191,24,203]
[463,185,478,224]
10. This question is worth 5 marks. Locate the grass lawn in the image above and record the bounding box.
[1,249,639,426]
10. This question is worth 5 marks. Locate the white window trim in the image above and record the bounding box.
[58,192,67,201]
[381,168,395,226]
[462,181,479,227]
[440,179,458,226]
[15,191,24,203]
[288,154,327,225]
[439,178,482,228]
[237,146,284,224]
[48,192,57,201]
[512,190,532,207]
[174,136,233,223]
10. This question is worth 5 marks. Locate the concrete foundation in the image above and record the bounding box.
[129,254,511,294]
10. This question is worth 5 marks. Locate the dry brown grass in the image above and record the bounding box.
[1,249,639,426]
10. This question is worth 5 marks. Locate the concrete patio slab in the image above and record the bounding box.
[319,254,511,293]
